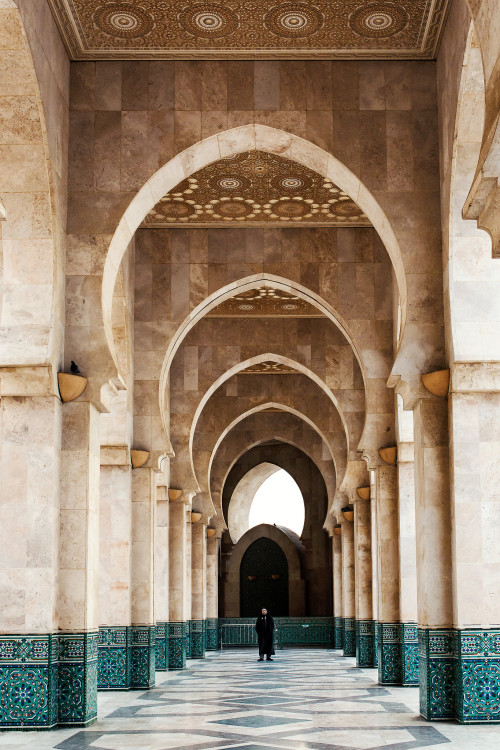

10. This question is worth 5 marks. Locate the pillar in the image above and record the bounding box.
[414,398,453,719]
[341,520,355,656]
[185,509,192,658]
[98,447,132,690]
[398,441,419,686]
[370,472,379,667]
[206,535,219,650]
[168,500,188,669]
[130,467,155,688]
[355,498,376,667]
[376,464,402,685]
[332,534,343,649]
[0,393,62,729]
[190,523,206,658]
[449,366,500,723]
[58,401,100,726]
[154,482,169,671]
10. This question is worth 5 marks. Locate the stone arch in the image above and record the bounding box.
[102,124,407,378]
[224,523,305,617]
[227,462,282,543]
[0,0,63,377]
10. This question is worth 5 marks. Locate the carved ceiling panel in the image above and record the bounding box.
[240,361,298,374]
[50,1,450,59]
[144,151,370,227]
[207,287,325,317]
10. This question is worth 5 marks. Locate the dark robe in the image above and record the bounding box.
[255,614,275,657]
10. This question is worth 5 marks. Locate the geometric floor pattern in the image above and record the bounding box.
[1,649,499,749]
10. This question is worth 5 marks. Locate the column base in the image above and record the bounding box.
[401,623,419,686]
[378,623,402,685]
[334,617,343,649]
[455,628,500,723]
[185,621,191,659]
[168,622,187,670]
[155,623,169,671]
[356,620,377,667]
[130,626,155,689]
[189,620,205,658]
[419,628,455,720]
[0,634,59,730]
[343,617,355,657]
[58,632,98,727]
[98,627,131,690]
[205,618,218,650]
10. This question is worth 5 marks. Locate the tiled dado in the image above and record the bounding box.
[185,621,191,659]
[205,618,218,651]
[98,627,130,690]
[168,622,186,670]
[0,632,98,730]
[155,622,169,671]
[401,623,419,686]
[455,629,500,724]
[355,620,376,667]
[343,617,355,657]
[334,616,343,649]
[378,622,402,685]
[189,620,206,658]
[130,626,155,689]
[419,628,455,720]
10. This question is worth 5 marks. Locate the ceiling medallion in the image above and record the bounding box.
[94,3,154,39]
[180,3,239,38]
[349,3,408,39]
[328,199,364,218]
[241,361,298,374]
[264,3,324,39]
[207,287,325,318]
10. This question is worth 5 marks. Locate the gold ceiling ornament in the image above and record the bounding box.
[207,287,325,318]
[421,369,450,398]
[49,0,450,60]
[379,446,397,465]
[240,361,298,375]
[144,151,370,227]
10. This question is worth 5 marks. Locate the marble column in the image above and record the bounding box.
[414,397,453,719]
[354,498,376,667]
[154,482,169,671]
[341,520,355,656]
[370,473,379,667]
[98,447,132,690]
[168,500,188,669]
[332,533,343,649]
[206,535,219,650]
[375,464,402,685]
[58,400,100,726]
[190,522,207,658]
[185,510,193,658]
[397,441,419,686]
[448,365,500,723]
[130,467,155,688]
[0,392,62,729]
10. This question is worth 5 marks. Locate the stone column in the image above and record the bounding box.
[130,466,156,689]
[206,534,219,650]
[375,464,401,685]
[168,499,188,669]
[448,365,500,723]
[341,520,355,656]
[354,498,376,667]
[370,473,379,667]
[0,391,62,729]
[185,509,193,658]
[332,533,343,649]
[98,446,132,690]
[190,522,207,658]
[414,398,453,719]
[397,441,419,686]
[58,400,100,726]
[155,481,169,671]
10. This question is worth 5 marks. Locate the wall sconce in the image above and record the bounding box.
[271,574,281,580]
[342,506,354,522]
[207,528,216,538]
[168,489,182,502]
[421,369,450,398]
[247,575,257,581]
[333,526,342,535]
[131,449,149,469]
[379,446,397,466]
[191,511,202,524]
[57,372,87,402]
[357,486,370,500]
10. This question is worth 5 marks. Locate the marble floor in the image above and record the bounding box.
[0,649,499,749]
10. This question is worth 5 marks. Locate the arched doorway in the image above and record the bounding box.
[240,537,289,617]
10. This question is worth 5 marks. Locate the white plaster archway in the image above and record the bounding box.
[102,125,407,378]
[227,462,281,543]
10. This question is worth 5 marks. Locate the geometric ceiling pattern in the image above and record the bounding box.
[144,152,371,227]
[207,287,325,317]
[49,1,451,59]
[240,361,298,374]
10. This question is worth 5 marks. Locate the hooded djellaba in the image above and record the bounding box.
[255,608,275,661]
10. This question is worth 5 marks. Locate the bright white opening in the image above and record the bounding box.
[248,469,305,537]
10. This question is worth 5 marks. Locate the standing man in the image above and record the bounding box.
[255,608,275,661]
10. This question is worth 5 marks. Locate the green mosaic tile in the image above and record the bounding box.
[334,617,343,649]
[401,623,419,686]
[455,628,500,723]
[168,622,186,670]
[205,618,219,651]
[155,623,169,671]
[58,632,98,726]
[356,619,376,667]
[130,626,155,689]
[343,617,355,657]
[98,626,130,690]
[378,622,402,685]
[419,628,455,720]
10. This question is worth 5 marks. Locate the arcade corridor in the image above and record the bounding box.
[1,650,498,750]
